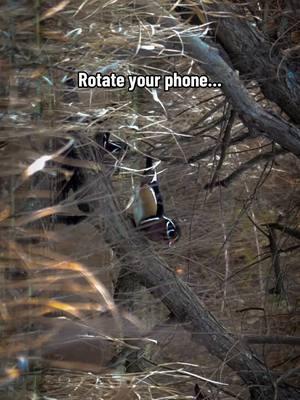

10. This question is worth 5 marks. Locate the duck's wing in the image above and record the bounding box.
[133,184,158,225]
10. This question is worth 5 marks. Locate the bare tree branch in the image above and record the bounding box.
[138,7,300,156]
[177,31,300,156]
[194,1,300,125]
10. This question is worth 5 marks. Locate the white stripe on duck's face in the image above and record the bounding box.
[133,184,158,226]
[164,217,177,239]
[164,217,180,245]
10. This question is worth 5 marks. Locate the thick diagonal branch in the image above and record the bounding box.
[195,1,300,124]
[136,6,300,156]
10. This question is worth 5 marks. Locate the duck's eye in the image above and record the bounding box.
[166,221,176,239]
[168,229,176,239]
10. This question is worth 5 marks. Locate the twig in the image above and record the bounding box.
[267,226,284,295]
[266,223,300,241]
[204,147,287,189]
[207,107,236,190]
[181,99,226,135]
[188,130,249,163]
[241,335,300,346]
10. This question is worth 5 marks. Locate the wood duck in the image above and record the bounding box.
[56,133,126,225]
[132,157,180,245]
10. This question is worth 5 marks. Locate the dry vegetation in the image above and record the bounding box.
[0,1,299,400]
